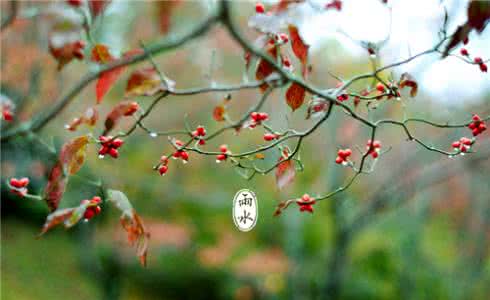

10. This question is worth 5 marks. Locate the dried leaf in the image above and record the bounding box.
[103,101,139,135]
[442,2,490,56]
[125,67,169,97]
[107,190,150,267]
[288,25,309,77]
[273,199,294,216]
[285,83,306,111]
[44,163,67,212]
[91,44,114,64]
[399,72,418,97]
[275,149,295,190]
[44,136,89,211]
[40,203,89,235]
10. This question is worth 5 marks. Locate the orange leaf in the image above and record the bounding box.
[96,66,125,104]
[213,105,226,122]
[399,72,418,97]
[91,44,114,64]
[59,135,89,175]
[275,149,295,190]
[288,25,309,77]
[285,83,306,111]
[107,190,150,267]
[125,67,167,97]
[103,101,139,135]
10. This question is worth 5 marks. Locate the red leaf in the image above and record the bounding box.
[44,163,67,212]
[275,149,295,190]
[288,25,309,77]
[285,83,306,111]
[39,201,93,235]
[96,67,125,104]
[103,101,139,135]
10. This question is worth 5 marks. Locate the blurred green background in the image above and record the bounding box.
[1,1,490,299]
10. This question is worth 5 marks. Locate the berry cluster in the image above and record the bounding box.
[81,196,102,221]
[9,177,29,197]
[273,33,289,45]
[366,140,382,158]
[468,114,486,136]
[172,139,189,163]
[192,125,207,145]
[249,112,269,128]
[2,107,13,122]
[451,137,473,153]
[335,148,352,165]
[474,57,488,73]
[296,194,316,213]
[216,144,231,163]
[98,136,124,158]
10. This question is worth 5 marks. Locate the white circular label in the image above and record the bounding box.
[232,189,258,232]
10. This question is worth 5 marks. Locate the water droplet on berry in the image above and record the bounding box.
[98,154,105,159]
[216,160,221,163]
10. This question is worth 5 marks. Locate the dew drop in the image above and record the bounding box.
[216,160,221,164]
[98,154,105,159]
[149,132,157,138]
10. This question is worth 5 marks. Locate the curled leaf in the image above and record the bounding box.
[273,199,295,217]
[107,190,150,267]
[44,136,89,211]
[275,149,295,190]
[91,44,114,63]
[398,73,418,97]
[103,101,140,135]
[285,83,306,111]
[288,25,309,77]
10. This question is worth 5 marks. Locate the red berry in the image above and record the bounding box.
[376,83,385,92]
[10,178,21,188]
[263,133,276,141]
[258,112,269,121]
[474,57,483,64]
[173,151,182,159]
[196,125,206,136]
[479,63,487,72]
[219,144,228,153]
[460,48,469,56]
[216,153,227,162]
[3,109,13,121]
[371,151,379,158]
[180,151,189,161]
[463,37,469,45]
[198,139,206,145]
[255,2,265,13]
[372,140,381,148]
[452,141,461,148]
[83,208,95,220]
[335,156,343,164]
[158,165,168,175]
[94,206,102,214]
[325,0,342,11]
[250,112,259,121]
[160,155,169,164]
[108,148,119,158]
[111,139,124,148]
[91,196,102,204]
